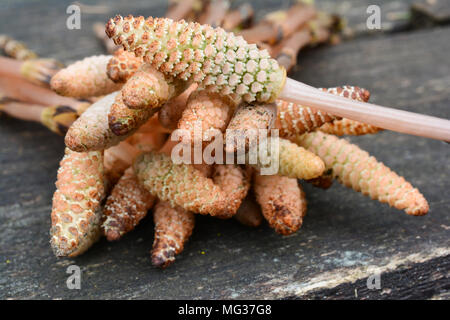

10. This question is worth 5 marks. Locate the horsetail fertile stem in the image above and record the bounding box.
[106,15,450,141]
[0,56,63,87]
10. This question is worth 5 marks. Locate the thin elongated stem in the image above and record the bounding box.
[0,56,63,87]
[280,78,450,141]
[273,29,311,72]
[0,56,21,77]
[0,100,44,122]
[0,75,80,107]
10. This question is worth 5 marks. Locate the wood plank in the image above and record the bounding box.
[0,1,449,299]
[412,0,450,26]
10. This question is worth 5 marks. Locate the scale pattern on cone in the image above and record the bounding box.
[120,63,186,109]
[50,148,106,257]
[65,92,131,151]
[178,90,237,144]
[319,118,382,136]
[152,201,195,268]
[107,48,143,83]
[51,55,122,98]
[249,137,324,180]
[134,151,227,216]
[106,15,286,103]
[158,84,198,130]
[102,167,156,241]
[253,173,306,235]
[212,164,251,219]
[108,90,159,136]
[294,131,429,216]
[275,86,370,138]
[225,103,276,152]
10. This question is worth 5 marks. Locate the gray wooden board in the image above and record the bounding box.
[0,0,449,299]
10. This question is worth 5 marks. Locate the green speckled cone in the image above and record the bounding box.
[106,15,286,103]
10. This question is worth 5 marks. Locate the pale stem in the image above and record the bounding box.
[280,78,450,141]
[0,56,21,78]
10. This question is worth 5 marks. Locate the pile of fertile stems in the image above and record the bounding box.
[0,1,428,269]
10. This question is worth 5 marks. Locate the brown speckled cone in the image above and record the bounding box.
[294,131,429,215]
[212,164,251,219]
[275,86,371,138]
[152,201,195,268]
[102,167,156,241]
[51,55,122,98]
[178,90,237,145]
[326,85,370,101]
[50,148,106,257]
[253,173,306,235]
[107,48,143,83]
[121,64,186,109]
[319,118,383,136]
[225,103,277,153]
[133,151,227,216]
[275,99,337,138]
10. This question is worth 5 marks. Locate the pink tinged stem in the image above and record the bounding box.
[280,78,450,142]
[0,56,21,77]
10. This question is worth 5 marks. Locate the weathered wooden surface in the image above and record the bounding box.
[0,0,449,300]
